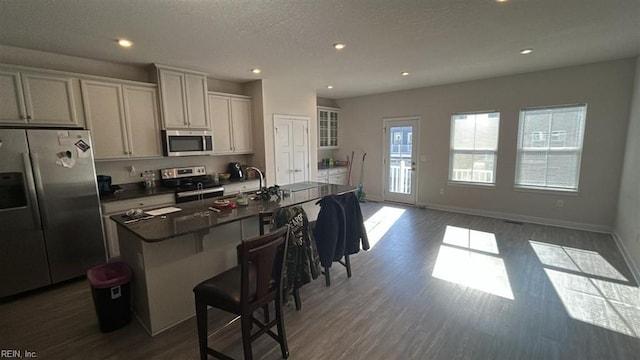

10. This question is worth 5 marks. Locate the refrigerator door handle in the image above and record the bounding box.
[22,153,42,229]
[29,153,48,229]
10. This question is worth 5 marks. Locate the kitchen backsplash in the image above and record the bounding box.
[95,155,251,185]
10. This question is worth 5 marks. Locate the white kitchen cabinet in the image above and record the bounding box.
[318,106,339,149]
[81,79,162,160]
[0,67,83,127]
[317,167,347,184]
[101,194,175,258]
[209,92,253,154]
[156,65,209,130]
[328,167,348,185]
[317,169,329,183]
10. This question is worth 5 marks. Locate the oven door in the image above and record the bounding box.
[175,186,224,203]
[163,130,213,156]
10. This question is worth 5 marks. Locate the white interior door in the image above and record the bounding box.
[274,115,310,185]
[383,117,419,204]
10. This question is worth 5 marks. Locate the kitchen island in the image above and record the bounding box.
[113,182,356,335]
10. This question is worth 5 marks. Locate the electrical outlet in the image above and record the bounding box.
[129,165,136,176]
[439,188,445,195]
[556,200,564,208]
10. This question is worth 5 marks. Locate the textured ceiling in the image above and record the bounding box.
[0,0,638,99]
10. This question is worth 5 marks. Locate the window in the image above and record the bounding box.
[515,104,586,191]
[393,133,402,145]
[407,133,412,144]
[449,112,500,185]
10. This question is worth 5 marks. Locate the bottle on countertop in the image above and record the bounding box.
[141,170,156,189]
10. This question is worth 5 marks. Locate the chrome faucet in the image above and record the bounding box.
[245,166,265,194]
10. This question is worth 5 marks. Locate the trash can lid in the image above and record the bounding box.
[87,261,132,288]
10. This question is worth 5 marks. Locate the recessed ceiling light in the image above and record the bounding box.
[327,85,334,89]
[117,39,133,48]
[401,71,410,76]
[333,43,346,50]
[251,68,262,74]
[520,48,533,55]
[496,0,508,3]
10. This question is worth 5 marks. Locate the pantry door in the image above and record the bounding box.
[274,115,310,185]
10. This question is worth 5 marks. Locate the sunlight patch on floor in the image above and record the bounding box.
[432,226,514,300]
[530,241,627,281]
[363,206,406,248]
[531,240,640,338]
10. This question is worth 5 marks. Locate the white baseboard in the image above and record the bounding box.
[611,231,640,284]
[419,202,612,233]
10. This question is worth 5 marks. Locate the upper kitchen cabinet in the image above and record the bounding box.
[209,92,253,154]
[0,67,84,127]
[155,64,209,130]
[318,106,339,149]
[81,79,162,160]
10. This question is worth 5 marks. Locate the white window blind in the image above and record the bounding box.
[515,104,586,191]
[449,112,500,184]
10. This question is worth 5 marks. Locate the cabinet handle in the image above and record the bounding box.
[27,115,32,120]
[20,115,27,120]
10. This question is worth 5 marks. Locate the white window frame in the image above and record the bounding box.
[515,104,587,192]
[448,111,500,186]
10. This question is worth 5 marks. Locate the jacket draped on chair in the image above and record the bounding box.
[313,192,369,268]
[272,206,321,302]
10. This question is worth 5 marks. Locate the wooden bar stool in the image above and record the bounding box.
[194,226,290,360]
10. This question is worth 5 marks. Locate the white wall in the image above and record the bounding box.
[95,155,250,185]
[337,58,636,231]
[261,78,317,186]
[614,57,640,277]
[0,44,148,81]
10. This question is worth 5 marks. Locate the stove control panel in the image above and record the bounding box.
[161,166,206,179]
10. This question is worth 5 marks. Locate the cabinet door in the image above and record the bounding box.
[21,72,79,126]
[329,173,347,185]
[318,109,329,148]
[123,86,162,158]
[184,73,209,129]
[0,69,26,123]
[209,95,233,154]
[158,69,187,128]
[329,110,339,147]
[102,214,120,258]
[81,80,129,159]
[231,98,253,153]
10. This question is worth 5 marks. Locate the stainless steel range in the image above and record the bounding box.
[160,166,223,203]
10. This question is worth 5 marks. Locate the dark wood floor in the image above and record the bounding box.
[2,202,640,359]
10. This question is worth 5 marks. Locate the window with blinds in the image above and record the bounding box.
[515,104,586,191]
[449,112,500,185]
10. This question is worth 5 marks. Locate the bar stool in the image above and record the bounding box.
[194,226,290,360]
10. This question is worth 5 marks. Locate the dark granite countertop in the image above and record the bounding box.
[100,178,260,203]
[111,182,357,242]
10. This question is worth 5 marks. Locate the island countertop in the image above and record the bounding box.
[112,182,357,242]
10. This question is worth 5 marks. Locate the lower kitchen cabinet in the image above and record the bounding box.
[82,79,162,160]
[101,194,175,258]
[317,167,348,185]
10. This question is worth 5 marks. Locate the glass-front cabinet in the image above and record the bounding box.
[318,106,339,149]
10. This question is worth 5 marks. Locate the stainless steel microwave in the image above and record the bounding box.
[162,130,214,156]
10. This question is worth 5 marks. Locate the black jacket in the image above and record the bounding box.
[313,192,369,268]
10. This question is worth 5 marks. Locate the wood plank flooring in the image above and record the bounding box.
[2,202,640,359]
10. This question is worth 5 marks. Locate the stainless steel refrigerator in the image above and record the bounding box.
[0,129,105,297]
